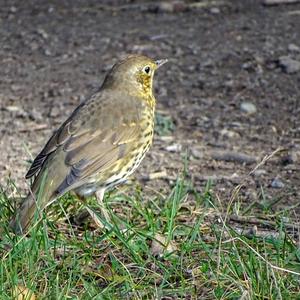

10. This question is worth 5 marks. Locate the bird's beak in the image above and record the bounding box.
[155,59,168,68]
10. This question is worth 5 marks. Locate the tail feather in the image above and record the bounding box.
[10,150,71,234]
[9,194,39,235]
[9,173,57,235]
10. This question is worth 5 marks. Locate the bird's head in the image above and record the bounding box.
[102,54,168,99]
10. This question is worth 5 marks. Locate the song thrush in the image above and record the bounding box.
[10,54,168,234]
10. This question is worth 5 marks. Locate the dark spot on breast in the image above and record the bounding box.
[144,131,152,138]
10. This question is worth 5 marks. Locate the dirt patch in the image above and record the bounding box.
[1,0,299,215]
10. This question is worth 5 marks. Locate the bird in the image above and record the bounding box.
[10,54,168,234]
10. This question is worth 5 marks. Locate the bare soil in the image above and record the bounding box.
[1,0,299,215]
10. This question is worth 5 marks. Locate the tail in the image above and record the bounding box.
[10,151,70,234]
[9,194,39,235]
[9,175,57,235]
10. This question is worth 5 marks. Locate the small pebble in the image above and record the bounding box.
[252,169,267,177]
[271,178,284,189]
[37,28,49,40]
[49,106,61,118]
[10,6,17,13]
[210,7,220,14]
[288,43,300,53]
[5,105,22,112]
[282,216,290,223]
[29,108,43,121]
[278,56,300,74]
[191,148,203,159]
[220,128,240,139]
[240,102,257,114]
[10,84,22,92]
[165,144,182,153]
[156,1,186,13]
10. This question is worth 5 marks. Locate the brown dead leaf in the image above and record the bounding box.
[13,285,36,300]
[150,233,177,257]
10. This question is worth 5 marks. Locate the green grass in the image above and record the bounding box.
[0,176,300,299]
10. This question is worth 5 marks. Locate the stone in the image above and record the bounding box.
[288,43,300,53]
[271,178,285,189]
[165,144,182,153]
[191,148,203,159]
[240,102,257,114]
[220,128,240,139]
[252,169,267,177]
[278,56,300,74]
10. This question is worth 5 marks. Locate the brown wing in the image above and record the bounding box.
[26,90,144,196]
[25,102,86,179]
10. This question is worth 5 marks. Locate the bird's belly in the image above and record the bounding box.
[74,184,98,197]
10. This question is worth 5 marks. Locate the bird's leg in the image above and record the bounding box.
[73,189,110,229]
[80,188,111,229]
[72,193,92,226]
[95,188,111,225]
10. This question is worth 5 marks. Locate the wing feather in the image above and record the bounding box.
[26,91,145,197]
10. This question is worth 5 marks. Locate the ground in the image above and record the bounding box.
[1,0,299,211]
[0,0,300,299]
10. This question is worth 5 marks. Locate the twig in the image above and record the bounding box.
[263,0,300,5]
[142,170,168,181]
[18,124,48,132]
[211,151,257,165]
[188,1,227,9]
[216,147,287,273]
[287,9,300,14]
[68,1,228,13]
[201,227,284,242]
[228,214,299,231]
[223,237,300,276]
[248,148,285,176]
[194,209,299,232]
[233,225,282,239]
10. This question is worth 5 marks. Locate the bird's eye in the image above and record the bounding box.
[143,66,151,74]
